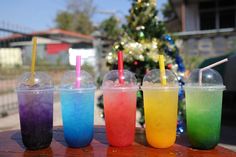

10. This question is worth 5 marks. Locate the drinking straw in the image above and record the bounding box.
[118,51,124,84]
[76,55,81,88]
[199,58,228,85]
[159,54,167,85]
[29,37,37,85]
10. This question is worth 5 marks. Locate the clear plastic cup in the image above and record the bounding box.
[141,69,179,148]
[185,69,225,150]
[60,70,96,148]
[16,72,54,150]
[102,70,138,146]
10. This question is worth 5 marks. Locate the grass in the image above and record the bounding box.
[0,89,14,95]
[0,111,8,118]
[0,65,73,79]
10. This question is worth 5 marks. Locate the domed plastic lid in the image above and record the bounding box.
[60,70,95,90]
[142,69,179,89]
[16,72,53,91]
[186,69,225,89]
[102,70,138,91]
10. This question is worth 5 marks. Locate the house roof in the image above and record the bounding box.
[0,28,93,44]
[33,28,93,40]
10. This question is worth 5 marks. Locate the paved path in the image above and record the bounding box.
[0,79,15,91]
[0,93,17,109]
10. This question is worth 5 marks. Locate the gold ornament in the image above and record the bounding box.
[137,0,142,3]
[150,0,156,6]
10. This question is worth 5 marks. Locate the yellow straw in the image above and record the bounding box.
[159,54,167,85]
[29,37,37,85]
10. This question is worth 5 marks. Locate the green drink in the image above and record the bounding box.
[185,88,223,149]
[185,69,225,150]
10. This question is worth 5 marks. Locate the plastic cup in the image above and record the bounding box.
[185,69,225,150]
[102,70,138,147]
[16,72,54,150]
[60,70,95,148]
[142,69,179,148]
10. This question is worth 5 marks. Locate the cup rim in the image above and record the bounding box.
[16,87,54,92]
[141,86,179,90]
[59,86,96,91]
[184,85,225,90]
[101,86,139,91]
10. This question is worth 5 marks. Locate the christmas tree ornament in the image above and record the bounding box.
[98,0,186,133]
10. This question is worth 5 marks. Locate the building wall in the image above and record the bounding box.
[0,48,23,67]
[22,45,69,65]
[180,35,236,57]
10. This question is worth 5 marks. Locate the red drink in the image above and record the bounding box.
[103,90,137,146]
[102,70,138,146]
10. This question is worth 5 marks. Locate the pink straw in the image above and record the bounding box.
[76,55,81,88]
[118,51,124,84]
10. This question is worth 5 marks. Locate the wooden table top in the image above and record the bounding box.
[0,126,236,157]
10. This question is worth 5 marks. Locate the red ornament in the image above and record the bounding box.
[134,61,138,65]
[167,64,172,69]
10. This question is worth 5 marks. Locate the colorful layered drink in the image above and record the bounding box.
[16,72,53,150]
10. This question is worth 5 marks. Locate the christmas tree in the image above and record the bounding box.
[98,0,185,132]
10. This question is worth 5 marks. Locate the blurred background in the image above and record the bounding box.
[0,0,236,151]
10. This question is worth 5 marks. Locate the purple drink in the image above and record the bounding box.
[16,72,53,150]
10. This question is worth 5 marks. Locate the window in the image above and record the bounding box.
[199,1,215,10]
[199,0,236,30]
[219,0,235,7]
[200,11,216,30]
[219,10,235,28]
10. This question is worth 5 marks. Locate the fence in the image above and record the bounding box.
[0,21,71,117]
[0,66,72,118]
[0,20,105,119]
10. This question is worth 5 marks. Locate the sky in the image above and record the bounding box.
[0,0,167,31]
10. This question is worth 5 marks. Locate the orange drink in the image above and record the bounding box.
[142,69,179,148]
[143,88,178,148]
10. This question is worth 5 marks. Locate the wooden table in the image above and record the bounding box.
[0,126,236,157]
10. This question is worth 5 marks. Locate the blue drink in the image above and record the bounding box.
[60,89,95,147]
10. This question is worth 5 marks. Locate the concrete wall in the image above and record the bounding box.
[0,48,23,68]
[180,35,236,57]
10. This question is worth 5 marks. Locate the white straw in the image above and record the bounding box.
[199,58,228,85]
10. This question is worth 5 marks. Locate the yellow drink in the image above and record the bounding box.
[143,88,178,148]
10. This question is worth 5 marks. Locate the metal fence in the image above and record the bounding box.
[0,67,70,117]
[0,21,70,117]
[0,72,18,117]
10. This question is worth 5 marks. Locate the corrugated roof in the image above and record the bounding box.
[33,28,94,40]
[0,28,93,43]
